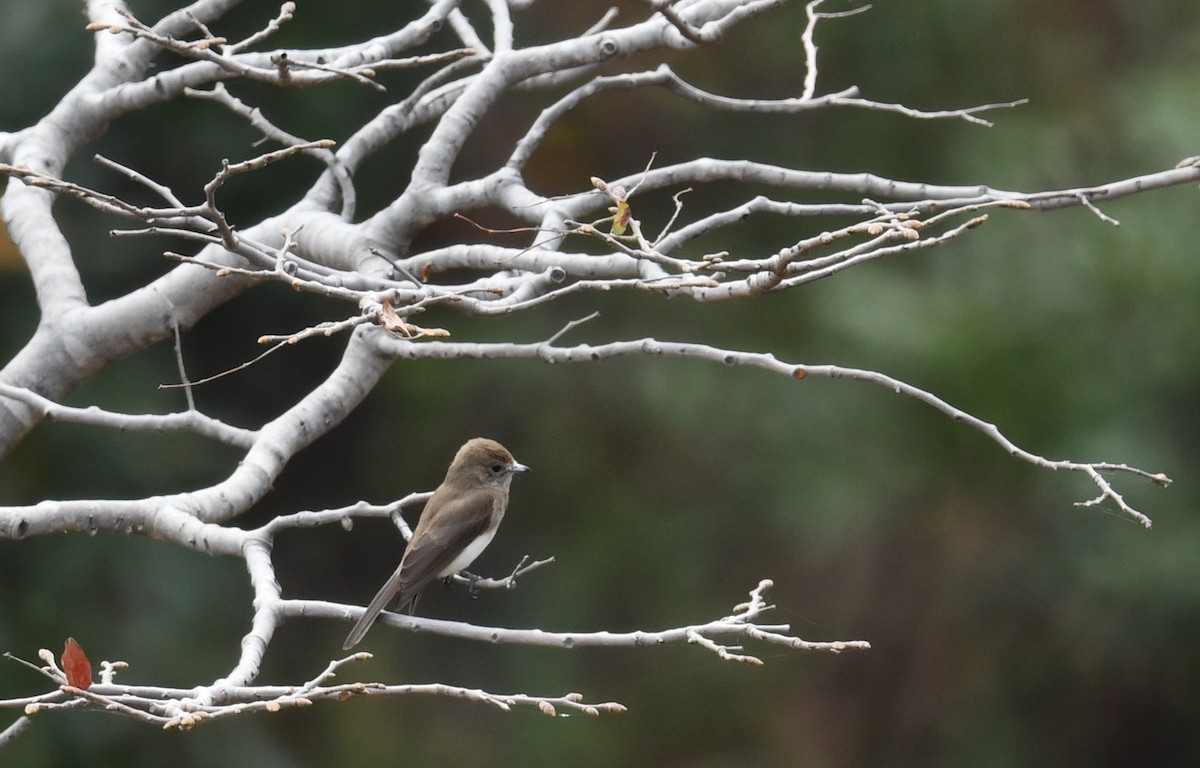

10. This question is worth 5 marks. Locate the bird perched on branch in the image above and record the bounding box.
[343,438,529,649]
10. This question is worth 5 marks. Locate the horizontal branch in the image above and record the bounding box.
[1,652,623,729]
[376,330,1166,527]
[294,579,867,661]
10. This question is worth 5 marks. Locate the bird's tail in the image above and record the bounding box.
[343,568,410,649]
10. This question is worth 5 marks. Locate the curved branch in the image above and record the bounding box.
[0,384,257,447]
[375,331,1166,527]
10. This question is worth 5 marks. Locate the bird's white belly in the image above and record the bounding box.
[438,528,497,577]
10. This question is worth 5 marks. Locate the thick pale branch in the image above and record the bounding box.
[0,326,392,530]
[212,538,278,691]
[0,498,242,554]
[647,0,789,46]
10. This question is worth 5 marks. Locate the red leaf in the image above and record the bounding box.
[62,637,93,690]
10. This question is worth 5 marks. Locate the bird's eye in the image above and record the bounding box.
[490,463,503,474]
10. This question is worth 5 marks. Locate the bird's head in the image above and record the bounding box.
[450,437,529,488]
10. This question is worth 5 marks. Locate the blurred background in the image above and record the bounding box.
[1,0,1199,765]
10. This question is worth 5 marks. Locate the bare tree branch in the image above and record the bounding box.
[0,0,1188,747]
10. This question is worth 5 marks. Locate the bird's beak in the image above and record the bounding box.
[511,461,530,473]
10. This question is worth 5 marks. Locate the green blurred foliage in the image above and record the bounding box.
[2,0,1200,766]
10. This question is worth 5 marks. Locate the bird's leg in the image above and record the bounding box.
[462,570,483,599]
[440,572,484,596]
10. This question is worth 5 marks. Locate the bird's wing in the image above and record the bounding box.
[342,486,498,650]
[395,486,497,604]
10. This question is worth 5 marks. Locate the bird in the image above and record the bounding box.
[342,438,529,649]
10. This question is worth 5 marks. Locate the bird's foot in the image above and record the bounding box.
[463,571,483,599]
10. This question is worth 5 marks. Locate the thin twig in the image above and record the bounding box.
[545,311,601,344]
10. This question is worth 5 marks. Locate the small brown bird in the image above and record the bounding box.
[342,438,529,649]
